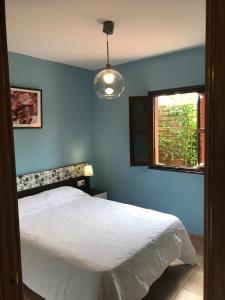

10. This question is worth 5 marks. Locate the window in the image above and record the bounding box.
[129,86,205,173]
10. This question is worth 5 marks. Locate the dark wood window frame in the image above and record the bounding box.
[129,85,205,175]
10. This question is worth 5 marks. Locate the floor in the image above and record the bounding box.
[143,235,204,300]
[23,236,203,300]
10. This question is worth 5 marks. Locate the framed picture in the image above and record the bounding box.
[10,87,42,128]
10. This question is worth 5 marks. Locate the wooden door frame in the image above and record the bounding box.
[0,0,23,299]
[0,0,225,299]
[204,0,225,299]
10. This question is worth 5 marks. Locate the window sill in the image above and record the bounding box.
[148,164,204,175]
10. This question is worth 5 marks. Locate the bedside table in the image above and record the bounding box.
[88,189,107,199]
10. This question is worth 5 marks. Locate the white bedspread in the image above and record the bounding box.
[19,186,196,300]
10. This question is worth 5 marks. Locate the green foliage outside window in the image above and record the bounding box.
[158,104,198,167]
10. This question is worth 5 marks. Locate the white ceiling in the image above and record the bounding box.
[5,0,205,70]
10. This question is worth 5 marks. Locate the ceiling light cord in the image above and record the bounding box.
[106,33,110,68]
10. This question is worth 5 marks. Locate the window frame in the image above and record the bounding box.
[148,85,205,174]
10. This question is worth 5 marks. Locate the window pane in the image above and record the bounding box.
[154,92,199,168]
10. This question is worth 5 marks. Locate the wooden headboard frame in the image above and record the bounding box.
[17,163,90,199]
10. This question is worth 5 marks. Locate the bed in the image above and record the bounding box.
[17,164,197,300]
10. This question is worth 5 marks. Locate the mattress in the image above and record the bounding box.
[19,186,196,300]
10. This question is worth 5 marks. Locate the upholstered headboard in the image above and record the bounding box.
[17,163,89,198]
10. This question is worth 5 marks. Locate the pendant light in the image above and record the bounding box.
[94,21,125,100]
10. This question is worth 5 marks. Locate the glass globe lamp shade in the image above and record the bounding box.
[94,68,125,99]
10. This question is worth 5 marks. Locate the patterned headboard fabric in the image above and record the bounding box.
[16,163,88,192]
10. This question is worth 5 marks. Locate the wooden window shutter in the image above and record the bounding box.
[129,96,151,166]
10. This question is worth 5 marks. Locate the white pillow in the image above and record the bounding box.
[19,186,88,217]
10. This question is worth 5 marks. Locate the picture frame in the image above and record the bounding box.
[10,87,42,128]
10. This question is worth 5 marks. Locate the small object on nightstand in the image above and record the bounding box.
[77,179,86,187]
[88,188,107,199]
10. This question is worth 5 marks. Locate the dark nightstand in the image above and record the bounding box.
[88,188,107,199]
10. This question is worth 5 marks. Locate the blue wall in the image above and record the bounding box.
[8,52,94,175]
[93,47,205,234]
[9,48,205,234]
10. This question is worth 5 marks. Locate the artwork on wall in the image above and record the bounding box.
[10,87,42,128]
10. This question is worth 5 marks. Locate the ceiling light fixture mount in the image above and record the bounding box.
[103,20,114,35]
[93,20,125,100]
